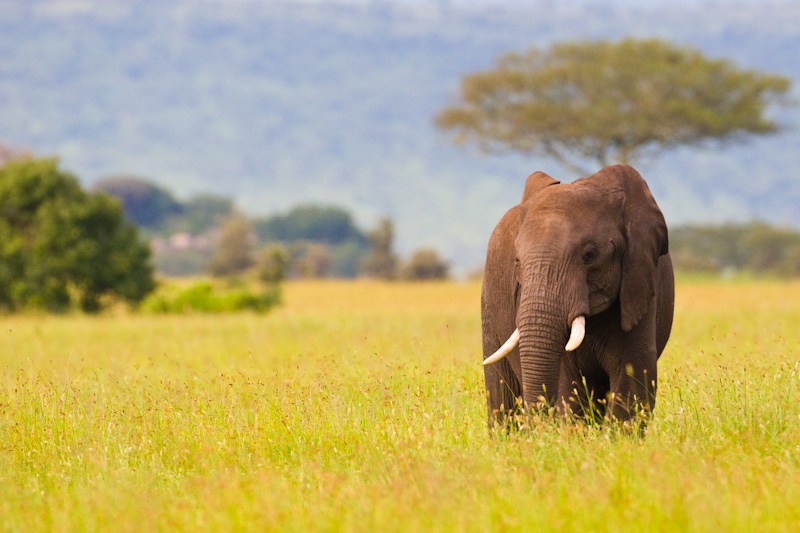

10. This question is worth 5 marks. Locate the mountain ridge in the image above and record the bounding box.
[2,0,799,272]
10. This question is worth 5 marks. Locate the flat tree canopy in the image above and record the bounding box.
[436,38,792,174]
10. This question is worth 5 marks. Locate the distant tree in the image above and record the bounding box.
[739,223,800,276]
[207,214,255,277]
[291,242,334,278]
[436,39,792,174]
[328,240,367,278]
[400,248,450,280]
[360,217,398,280]
[670,224,750,273]
[168,194,235,235]
[0,158,155,311]
[670,221,800,277]
[256,243,291,283]
[93,175,183,229]
[780,247,800,278]
[669,249,720,275]
[253,204,370,278]
[253,204,368,246]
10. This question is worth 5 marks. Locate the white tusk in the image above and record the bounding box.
[483,328,520,366]
[565,316,585,351]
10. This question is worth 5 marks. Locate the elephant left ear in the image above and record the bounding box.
[591,164,668,331]
[521,171,560,204]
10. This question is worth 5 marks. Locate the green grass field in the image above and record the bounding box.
[2,280,800,531]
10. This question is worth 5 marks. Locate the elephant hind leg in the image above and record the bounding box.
[607,358,658,423]
[569,374,610,422]
[558,354,609,421]
[484,358,522,427]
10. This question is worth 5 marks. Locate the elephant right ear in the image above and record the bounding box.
[590,165,668,331]
[521,171,560,204]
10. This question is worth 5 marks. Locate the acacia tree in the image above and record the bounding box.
[436,39,792,174]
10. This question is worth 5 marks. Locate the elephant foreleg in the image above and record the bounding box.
[483,357,522,427]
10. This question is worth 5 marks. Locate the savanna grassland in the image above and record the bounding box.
[2,280,800,531]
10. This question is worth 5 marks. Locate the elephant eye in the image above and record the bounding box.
[582,247,598,264]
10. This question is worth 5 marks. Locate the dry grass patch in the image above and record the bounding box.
[1,280,800,531]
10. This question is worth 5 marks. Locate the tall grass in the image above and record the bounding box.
[1,280,800,531]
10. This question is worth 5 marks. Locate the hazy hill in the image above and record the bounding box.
[2,0,799,272]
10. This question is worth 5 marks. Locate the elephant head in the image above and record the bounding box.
[483,164,668,411]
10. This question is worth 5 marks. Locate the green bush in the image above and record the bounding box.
[140,282,280,313]
[0,157,155,312]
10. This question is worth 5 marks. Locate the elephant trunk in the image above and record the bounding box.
[517,301,568,409]
[516,261,588,410]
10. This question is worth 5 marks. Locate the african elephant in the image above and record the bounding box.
[481,164,674,425]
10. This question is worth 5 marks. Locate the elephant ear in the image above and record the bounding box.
[591,164,668,332]
[521,171,560,204]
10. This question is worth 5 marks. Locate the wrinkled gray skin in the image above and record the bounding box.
[481,164,674,424]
